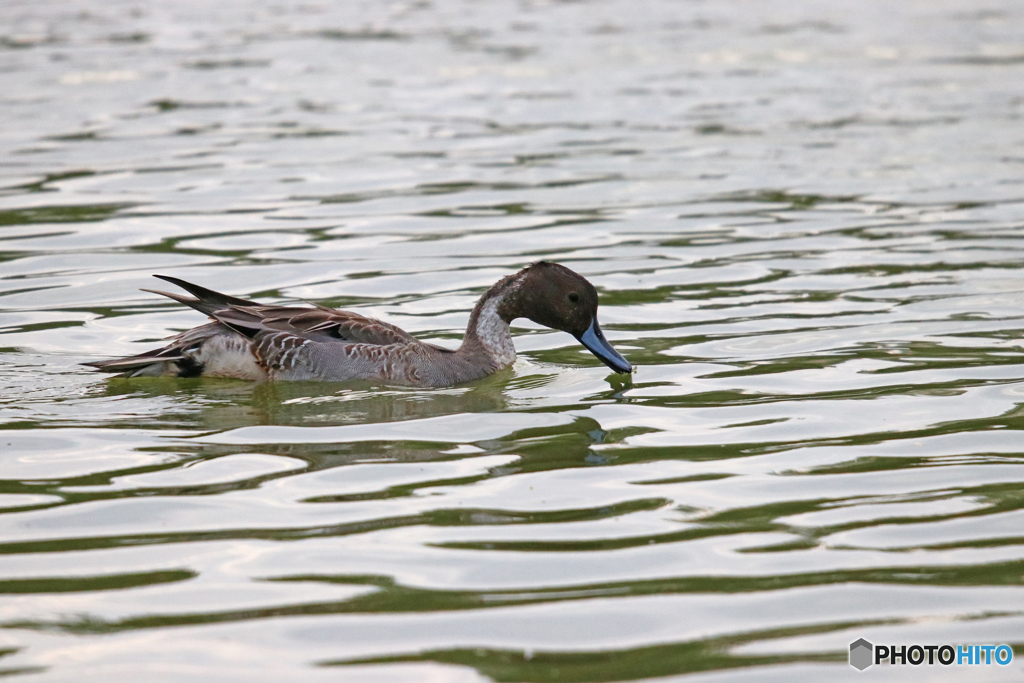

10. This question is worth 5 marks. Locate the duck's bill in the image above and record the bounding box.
[577,319,632,374]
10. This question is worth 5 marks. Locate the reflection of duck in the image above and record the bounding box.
[97,375,512,432]
[85,262,632,386]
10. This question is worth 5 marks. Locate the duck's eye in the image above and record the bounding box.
[568,292,580,303]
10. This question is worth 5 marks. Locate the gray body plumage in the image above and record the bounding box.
[84,264,632,387]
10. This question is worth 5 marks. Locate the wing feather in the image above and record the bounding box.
[144,275,419,346]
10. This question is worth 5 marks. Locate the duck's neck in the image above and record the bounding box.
[460,271,525,369]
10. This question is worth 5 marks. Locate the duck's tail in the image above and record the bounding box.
[83,275,259,377]
[83,322,225,377]
[82,350,201,377]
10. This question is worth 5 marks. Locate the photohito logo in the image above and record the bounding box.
[849,639,1013,670]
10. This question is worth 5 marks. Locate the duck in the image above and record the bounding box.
[84,262,633,387]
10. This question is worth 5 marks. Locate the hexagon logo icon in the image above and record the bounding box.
[849,638,873,670]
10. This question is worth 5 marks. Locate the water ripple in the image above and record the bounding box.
[1,0,1024,680]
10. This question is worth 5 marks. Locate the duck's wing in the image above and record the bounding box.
[148,275,419,346]
[215,306,418,345]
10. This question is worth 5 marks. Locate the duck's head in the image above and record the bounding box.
[511,262,632,374]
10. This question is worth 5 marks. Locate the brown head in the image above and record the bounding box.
[500,262,632,374]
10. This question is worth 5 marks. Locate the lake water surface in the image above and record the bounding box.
[2,0,1024,680]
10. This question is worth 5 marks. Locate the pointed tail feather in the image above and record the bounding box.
[139,288,216,316]
[152,275,257,308]
[144,276,264,332]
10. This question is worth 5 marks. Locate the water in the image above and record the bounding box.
[1,0,1023,680]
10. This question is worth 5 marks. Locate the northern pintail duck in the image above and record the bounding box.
[85,262,632,387]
